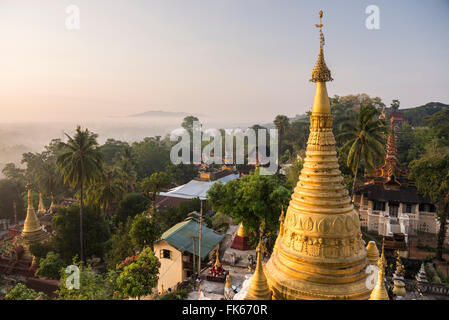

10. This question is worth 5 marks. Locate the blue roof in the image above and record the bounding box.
[161,217,224,260]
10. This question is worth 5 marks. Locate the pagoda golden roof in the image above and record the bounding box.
[265,11,370,300]
[237,223,245,237]
[245,240,272,300]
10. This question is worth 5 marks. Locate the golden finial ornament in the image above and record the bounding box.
[237,223,245,237]
[214,248,221,268]
[369,239,389,300]
[311,10,333,83]
[245,239,272,300]
[265,10,370,300]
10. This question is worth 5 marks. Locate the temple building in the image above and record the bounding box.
[353,114,439,241]
[264,11,371,300]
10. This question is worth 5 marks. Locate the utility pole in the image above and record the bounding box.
[198,200,203,276]
[192,237,196,280]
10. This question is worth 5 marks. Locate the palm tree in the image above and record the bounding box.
[337,104,386,192]
[56,126,103,262]
[87,166,126,215]
[140,172,171,211]
[274,115,290,162]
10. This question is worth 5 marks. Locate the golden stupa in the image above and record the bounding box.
[15,183,48,260]
[245,240,272,300]
[37,192,46,215]
[369,241,389,300]
[265,11,371,300]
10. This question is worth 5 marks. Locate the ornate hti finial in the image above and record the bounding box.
[311,10,333,83]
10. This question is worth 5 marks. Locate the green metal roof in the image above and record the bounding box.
[161,217,224,260]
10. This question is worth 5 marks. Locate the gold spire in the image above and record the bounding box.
[369,240,389,300]
[214,248,221,268]
[237,223,245,237]
[366,241,380,265]
[198,283,203,299]
[245,240,272,300]
[37,192,46,215]
[392,250,406,299]
[279,206,285,236]
[22,183,42,235]
[265,10,370,300]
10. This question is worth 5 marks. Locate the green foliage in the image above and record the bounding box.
[165,163,198,185]
[131,138,171,181]
[337,104,386,190]
[116,248,160,299]
[51,205,111,263]
[284,158,304,189]
[207,170,291,241]
[129,213,161,250]
[210,211,231,234]
[156,288,189,300]
[5,283,48,300]
[35,251,66,280]
[57,260,109,300]
[401,102,449,127]
[105,220,135,269]
[140,171,171,208]
[410,152,449,260]
[114,192,150,226]
[98,139,129,166]
[0,178,25,220]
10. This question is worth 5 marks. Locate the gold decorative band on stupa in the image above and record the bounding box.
[310,11,333,83]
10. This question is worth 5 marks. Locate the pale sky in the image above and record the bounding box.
[0,0,448,124]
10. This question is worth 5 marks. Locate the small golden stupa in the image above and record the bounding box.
[245,240,272,300]
[14,183,48,260]
[265,11,371,300]
[37,192,46,215]
[369,241,389,300]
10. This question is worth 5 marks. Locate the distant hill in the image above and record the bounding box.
[128,110,191,118]
[400,102,449,126]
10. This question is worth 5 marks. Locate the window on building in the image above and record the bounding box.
[403,204,413,213]
[389,204,399,217]
[373,201,385,211]
[429,204,436,212]
[160,249,171,259]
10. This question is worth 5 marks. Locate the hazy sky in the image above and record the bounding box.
[0,0,448,124]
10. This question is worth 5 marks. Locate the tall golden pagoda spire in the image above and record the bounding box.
[22,183,43,236]
[245,240,272,300]
[369,240,389,300]
[265,11,371,300]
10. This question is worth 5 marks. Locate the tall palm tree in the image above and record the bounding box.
[274,115,290,162]
[337,104,386,192]
[56,126,103,262]
[87,166,125,215]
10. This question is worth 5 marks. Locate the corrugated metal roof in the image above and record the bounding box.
[160,217,224,260]
[159,173,239,200]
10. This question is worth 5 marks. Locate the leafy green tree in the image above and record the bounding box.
[129,213,161,250]
[140,172,171,210]
[274,115,290,161]
[51,205,110,263]
[131,138,171,180]
[114,146,137,192]
[424,109,449,146]
[0,179,25,220]
[105,220,135,269]
[29,241,52,260]
[410,152,449,261]
[35,252,66,280]
[57,259,109,300]
[114,192,150,226]
[207,170,291,247]
[5,283,48,300]
[337,104,386,192]
[98,139,129,166]
[181,115,199,134]
[57,126,104,261]
[116,248,160,299]
[165,163,198,185]
[285,158,304,190]
[87,166,125,215]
